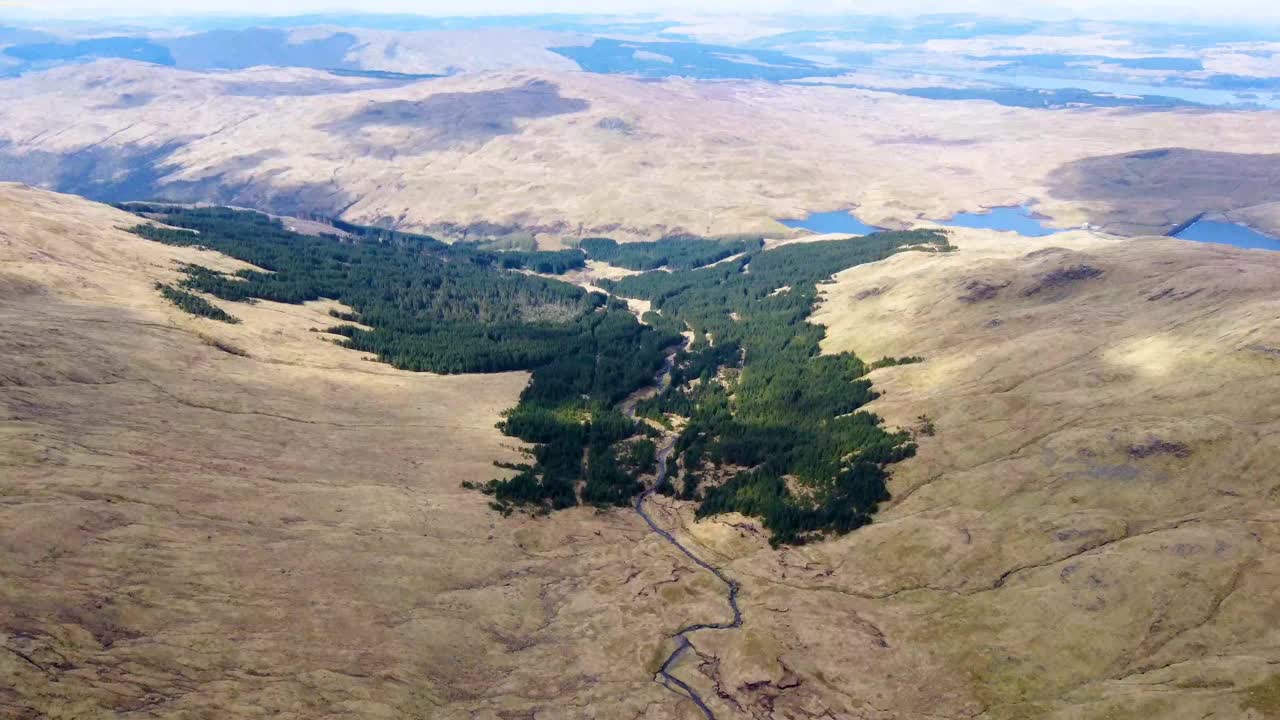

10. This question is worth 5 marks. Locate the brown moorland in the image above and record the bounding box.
[4,62,1280,243]
[2,186,1279,719]
[0,184,728,719]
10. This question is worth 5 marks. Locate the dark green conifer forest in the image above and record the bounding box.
[154,282,241,323]
[600,230,950,544]
[579,236,761,271]
[124,204,950,545]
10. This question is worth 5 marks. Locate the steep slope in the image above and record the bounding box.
[3,61,1280,242]
[789,228,1280,718]
[0,184,727,719]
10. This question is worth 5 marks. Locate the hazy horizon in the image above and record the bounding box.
[4,0,1280,25]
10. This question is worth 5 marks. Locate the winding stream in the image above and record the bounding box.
[625,347,743,719]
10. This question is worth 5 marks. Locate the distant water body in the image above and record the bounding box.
[1172,219,1280,250]
[781,208,1280,251]
[945,71,1280,109]
[779,211,883,235]
[780,206,1064,236]
[934,206,1064,237]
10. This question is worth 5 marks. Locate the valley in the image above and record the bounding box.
[118,204,950,544]
[2,8,1280,720]
[626,341,744,719]
[3,184,1278,719]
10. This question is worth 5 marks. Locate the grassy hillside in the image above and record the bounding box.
[4,186,1279,720]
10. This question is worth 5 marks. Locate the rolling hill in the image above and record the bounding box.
[3,184,1278,718]
[2,61,1280,245]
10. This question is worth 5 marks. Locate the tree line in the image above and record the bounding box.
[125,204,950,544]
[154,282,240,323]
[580,236,761,271]
[125,206,680,513]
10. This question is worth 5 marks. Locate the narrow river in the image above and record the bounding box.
[623,346,742,719]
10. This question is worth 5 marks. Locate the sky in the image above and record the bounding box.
[3,0,1279,24]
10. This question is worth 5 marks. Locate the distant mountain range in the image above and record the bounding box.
[3,13,1280,108]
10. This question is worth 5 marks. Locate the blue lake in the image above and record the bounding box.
[936,206,1064,237]
[779,211,883,235]
[781,206,1065,237]
[943,70,1280,109]
[1173,219,1280,250]
[781,208,1280,250]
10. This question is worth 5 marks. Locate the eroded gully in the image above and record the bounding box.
[623,345,742,719]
